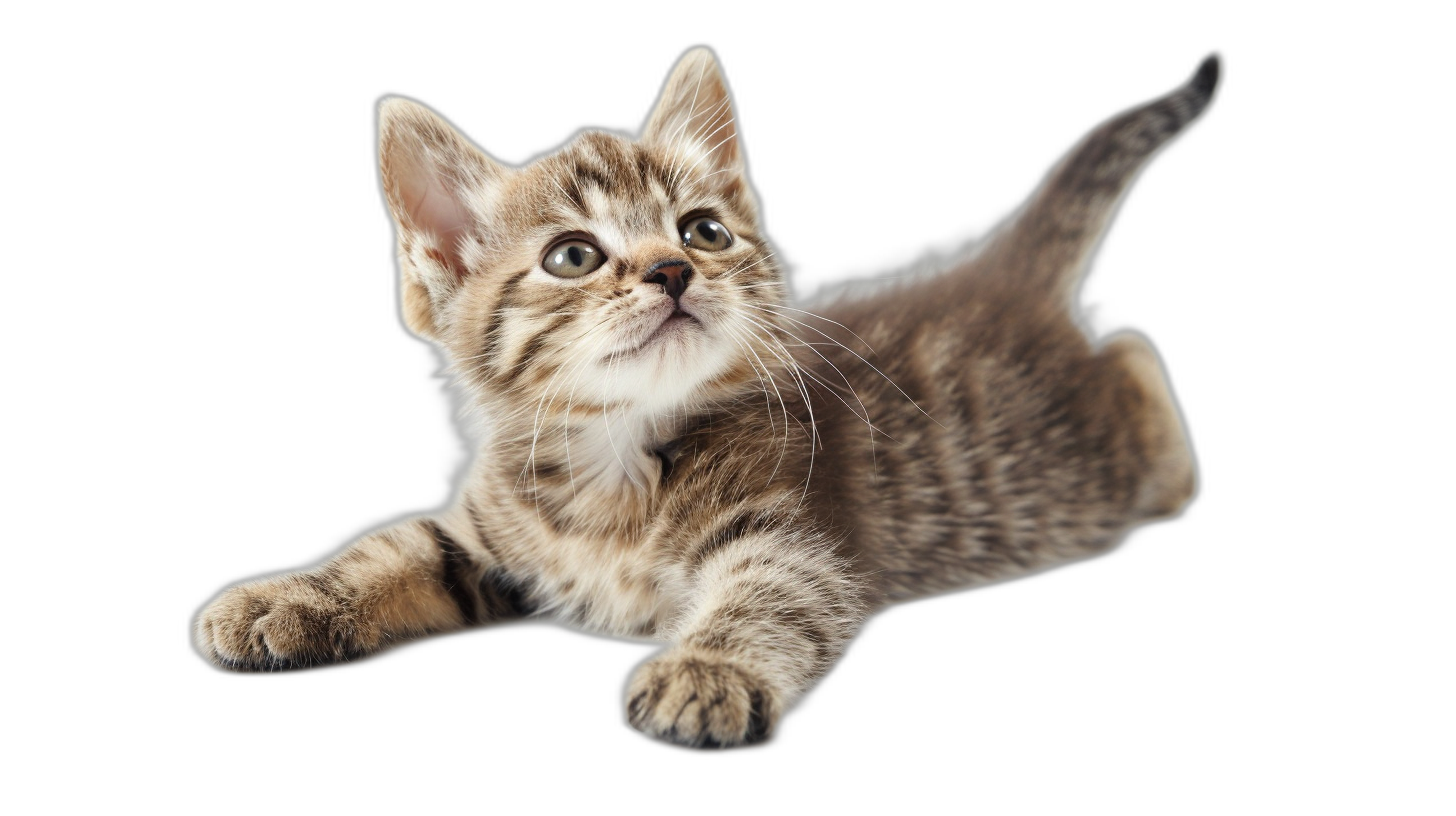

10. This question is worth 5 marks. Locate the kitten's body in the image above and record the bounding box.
[196,50,1211,747]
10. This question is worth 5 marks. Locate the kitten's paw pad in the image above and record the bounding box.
[626,653,777,748]
[196,576,364,671]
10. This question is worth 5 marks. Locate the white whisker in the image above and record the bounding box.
[744,302,944,430]
[718,321,795,485]
[759,303,879,354]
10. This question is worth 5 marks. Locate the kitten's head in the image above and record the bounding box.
[379,48,785,421]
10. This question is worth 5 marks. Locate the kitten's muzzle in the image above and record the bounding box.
[644,260,694,303]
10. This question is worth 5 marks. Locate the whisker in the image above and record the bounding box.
[754,328,883,482]
[742,302,944,430]
[729,313,822,497]
[736,310,890,443]
[676,119,737,180]
[717,250,778,284]
[718,321,795,485]
[517,323,617,499]
[666,95,732,190]
[759,303,880,355]
[662,62,713,189]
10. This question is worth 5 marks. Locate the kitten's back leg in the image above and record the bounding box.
[1102,332,1197,519]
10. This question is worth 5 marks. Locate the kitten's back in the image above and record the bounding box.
[801,59,1215,602]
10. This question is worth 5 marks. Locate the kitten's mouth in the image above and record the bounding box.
[620,307,701,357]
[650,309,696,338]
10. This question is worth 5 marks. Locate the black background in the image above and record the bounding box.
[156,31,1298,781]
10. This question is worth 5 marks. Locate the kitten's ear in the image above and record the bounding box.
[640,46,757,204]
[379,98,503,337]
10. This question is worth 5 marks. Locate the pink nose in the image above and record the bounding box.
[644,260,694,302]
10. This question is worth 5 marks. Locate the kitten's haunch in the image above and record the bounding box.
[195,49,1212,748]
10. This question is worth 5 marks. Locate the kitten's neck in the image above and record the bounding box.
[480,401,686,533]
[471,362,784,535]
[551,408,674,493]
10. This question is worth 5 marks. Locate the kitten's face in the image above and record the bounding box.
[380,49,785,420]
[443,131,780,412]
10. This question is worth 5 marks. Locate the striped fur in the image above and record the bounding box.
[195,49,1214,747]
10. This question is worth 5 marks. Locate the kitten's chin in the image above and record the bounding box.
[594,321,736,412]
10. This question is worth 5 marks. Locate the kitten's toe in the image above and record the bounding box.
[626,651,777,748]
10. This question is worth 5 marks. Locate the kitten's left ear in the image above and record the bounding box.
[642,48,748,185]
[379,97,504,338]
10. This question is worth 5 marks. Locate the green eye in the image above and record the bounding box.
[681,217,732,251]
[543,239,606,278]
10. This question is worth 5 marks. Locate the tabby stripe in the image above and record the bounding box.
[426,521,478,625]
[572,162,614,197]
[622,152,650,195]
[480,269,532,365]
[788,606,839,662]
[966,364,1015,566]
[302,568,341,600]
[463,502,499,559]
[561,172,588,214]
[687,601,836,668]
[524,486,569,535]
[651,165,674,199]
[764,605,836,669]
[893,352,953,523]
[723,556,847,607]
[636,152,667,194]
[685,510,785,571]
[497,268,532,309]
[503,312,572,385]
[477,567,535,619]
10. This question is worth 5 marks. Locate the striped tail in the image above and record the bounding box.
[974,55,1220,304]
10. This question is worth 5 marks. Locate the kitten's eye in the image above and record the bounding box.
[681,217,732,251]
[542,239,606,278]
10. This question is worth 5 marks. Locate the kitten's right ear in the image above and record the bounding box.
[378,98,503,337]
[642,48,748,189]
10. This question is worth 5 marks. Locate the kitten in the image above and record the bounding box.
[195,48,1212,748]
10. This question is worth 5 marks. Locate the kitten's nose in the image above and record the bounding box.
[644,260,694,303]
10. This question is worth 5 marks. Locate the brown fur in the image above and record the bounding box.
[195,48,1213,747]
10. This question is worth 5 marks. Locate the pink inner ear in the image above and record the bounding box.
[398,153,472,273]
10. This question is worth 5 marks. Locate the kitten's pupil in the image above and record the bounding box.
[696,222,716,242]
[568,246,583,266]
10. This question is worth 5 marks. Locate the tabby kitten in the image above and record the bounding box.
[195,49,1213,748]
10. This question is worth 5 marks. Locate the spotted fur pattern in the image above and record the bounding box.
[195,49,1214,748]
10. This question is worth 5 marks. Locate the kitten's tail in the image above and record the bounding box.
[973,56,1219,305]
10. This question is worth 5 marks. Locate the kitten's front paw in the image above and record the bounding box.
[626,652,778,748]
[195,574,367,671]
